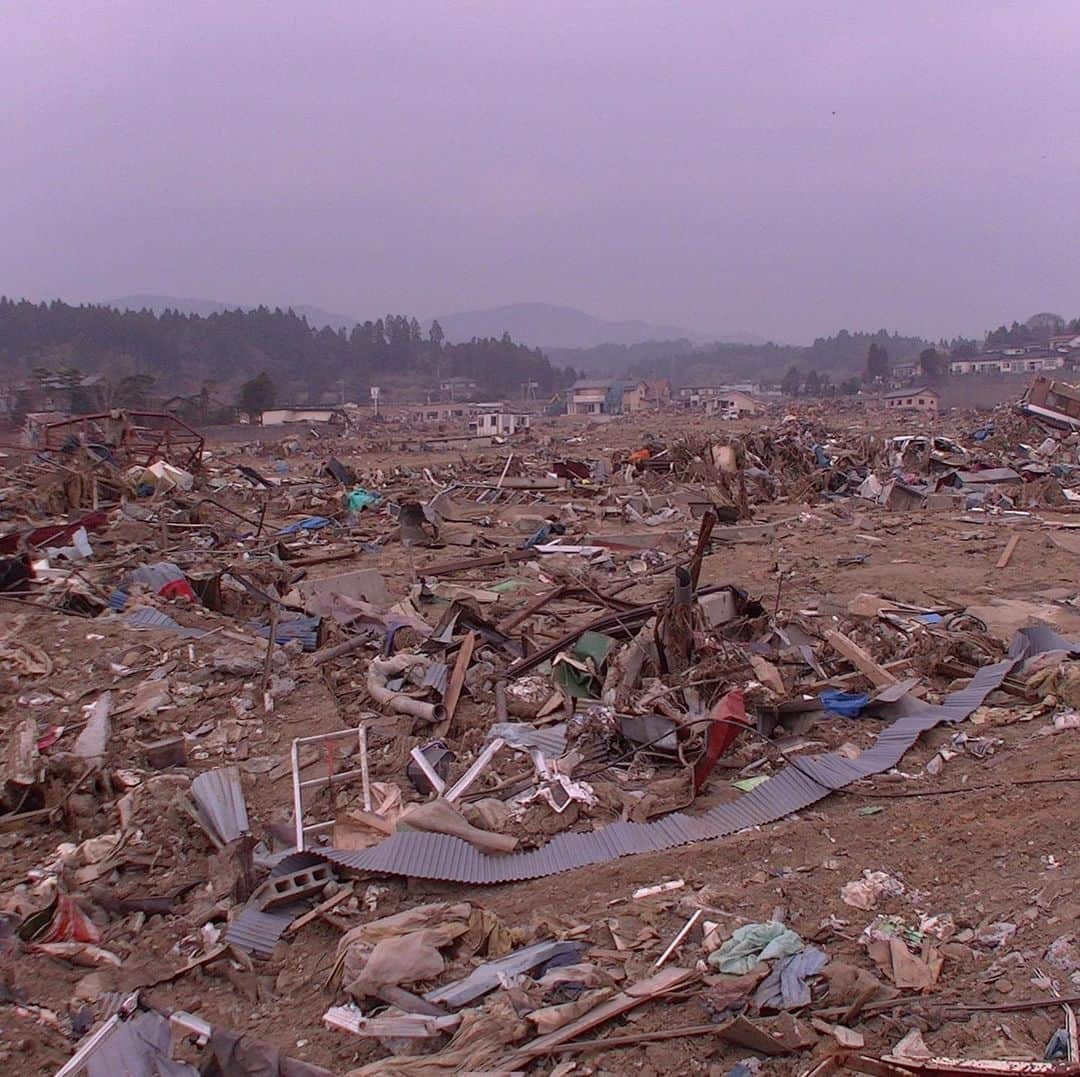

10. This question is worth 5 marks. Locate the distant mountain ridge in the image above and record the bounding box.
[435,301,763,349]
[106,294,358,332]
[105,295,764,349]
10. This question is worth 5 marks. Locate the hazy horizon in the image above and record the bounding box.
[3,2,1079,344]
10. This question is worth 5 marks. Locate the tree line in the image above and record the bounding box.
[0,297,575,411]
[626,329,930,388]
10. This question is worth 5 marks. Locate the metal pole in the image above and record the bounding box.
[291,738,305,851]
[359,722,372,812]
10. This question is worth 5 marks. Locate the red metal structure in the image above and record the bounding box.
[40,411,205,471]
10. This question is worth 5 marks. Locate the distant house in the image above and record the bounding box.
[1049,333,1080,354]
[707,390,763,418]
[642,378,672,407]
[470,405,531,436]
[950,353,1064,376]
[261,407,344,426]
[439,377,478,400]
[412,403,478,424]
[678,385,763,417]
[890,361,918,385]
[1022,375,1080,428]
[882,387,939,414]
[568,379,648,415]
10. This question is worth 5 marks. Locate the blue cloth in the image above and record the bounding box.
[249,614,320,651]
[278,516,332,535]
[819,689,870,718]
[344,488,382,512]
[522,523,552,549]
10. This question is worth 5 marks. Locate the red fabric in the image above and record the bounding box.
[38,895,101,944]
[693,689,751,793]
[159,578,197,602]
[0,512,109,556]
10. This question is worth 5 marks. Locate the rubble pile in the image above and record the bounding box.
[0,401,1078,1075]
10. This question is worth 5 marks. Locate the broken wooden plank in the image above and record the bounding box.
[496,583,567,634]
[502,967,698,1066]
[540,1022,734,1054]
[442,630,475,723]
[283,887,353,937]
[374,986,449,1018]
[655,909,702,968]
[444,737,505,803]
[824,630,898,687]
[996,533,1020,570]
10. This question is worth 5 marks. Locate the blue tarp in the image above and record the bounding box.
[278,516,332,535]
[819,689,869,718]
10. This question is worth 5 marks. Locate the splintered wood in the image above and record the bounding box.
[824,629,899,687]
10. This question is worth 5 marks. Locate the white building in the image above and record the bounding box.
[678,386,764,416]
[949,354,1064,376]
[882,387,939,414]
[261,407,345,425]
[471,408,531,436]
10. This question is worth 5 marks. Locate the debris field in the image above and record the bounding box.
[1,400,1079,1076]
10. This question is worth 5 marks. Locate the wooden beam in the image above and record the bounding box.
[442,630,475,723]
[420,549,532,577]
[502,967,698,1067]
[824,630,898,687]
[996,534,1020,570]
[540,1022,733,1054]
[496,584,567,634]
[283,887,353,936]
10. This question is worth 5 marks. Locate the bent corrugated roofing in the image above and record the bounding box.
[293,628,1066,886]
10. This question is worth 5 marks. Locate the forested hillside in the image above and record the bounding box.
[0,298,570,404]
[624,329,930,386]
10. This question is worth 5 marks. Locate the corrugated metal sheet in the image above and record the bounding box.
[191,767,249,846]
[84,1010,198,1077]
[224,851,328,958]
[123,607,206,638]
[490,722,567,758]
[249,615,320,651]
[422,661,449,698]
[223,906,297,960]
[302,631,1056,885]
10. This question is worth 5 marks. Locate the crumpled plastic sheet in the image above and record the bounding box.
[708,921,804,975]
[752,946,829,1011]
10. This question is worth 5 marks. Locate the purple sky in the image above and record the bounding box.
[3,1,1079,342]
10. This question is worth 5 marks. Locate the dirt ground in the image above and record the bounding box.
[1,403,1078,1075]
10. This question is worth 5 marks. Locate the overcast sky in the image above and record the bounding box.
[2,1,1079,343]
